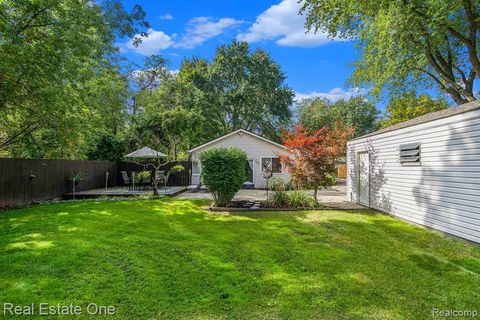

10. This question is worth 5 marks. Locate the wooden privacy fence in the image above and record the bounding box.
[0,158,117,208]
[0,158,192,208]
[337,164,347,179]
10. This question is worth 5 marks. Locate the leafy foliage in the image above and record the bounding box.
[381,92,449,128]
[199,148,247,207]
[127,40,294,158]
[281,125,354,202]
[286,190,316,209]
[264,177,289,208]
[86,133,126,161]
[177,40,294,142]
[297,96,380,138]
[301,0,480,104]
[268,176,287,192]
[0,0,147,157]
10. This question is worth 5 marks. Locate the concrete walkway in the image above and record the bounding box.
[176,181,365,210]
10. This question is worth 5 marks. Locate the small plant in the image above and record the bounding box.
[69,172,88,200]
[263,191,290,208]
[268,176,286,192]
[137,171,151,180]
[170,164,185,173]
[287,190,316,209]
[264,176,289,208]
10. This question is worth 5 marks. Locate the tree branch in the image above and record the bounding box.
[16,6,50,37]
[0,124,38,150]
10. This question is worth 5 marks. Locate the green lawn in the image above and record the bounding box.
[0,199,479,319]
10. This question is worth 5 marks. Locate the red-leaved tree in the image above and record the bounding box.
[280,125,354,202]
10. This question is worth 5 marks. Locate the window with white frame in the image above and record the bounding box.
[261,157,282,173]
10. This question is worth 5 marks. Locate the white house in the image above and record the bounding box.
[347,100,480,243]
[188,129,291,189]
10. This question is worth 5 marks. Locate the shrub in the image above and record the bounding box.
[284,181,294,191]
[287,190,316,209]
[268,191,290,208]
[268,176,286,192]
[200,147,247,207]
[264,177,289,207]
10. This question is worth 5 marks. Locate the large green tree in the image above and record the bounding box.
[126,57,205,159]
[381,92,449,128]
[297,96,380,138]
[0,0,148,157]
[301,0,480,104]
[128,40,295,159]
[179,40,294,141]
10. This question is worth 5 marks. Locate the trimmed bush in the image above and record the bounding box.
[199,147,247,207]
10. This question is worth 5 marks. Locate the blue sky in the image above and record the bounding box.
[119,0,365,104]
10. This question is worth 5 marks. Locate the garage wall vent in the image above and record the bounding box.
[399,142,421,165]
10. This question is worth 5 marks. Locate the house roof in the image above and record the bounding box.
[351,100,480,141]
[188,129,287,153]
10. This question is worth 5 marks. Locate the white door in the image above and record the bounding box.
[358,152,370,206]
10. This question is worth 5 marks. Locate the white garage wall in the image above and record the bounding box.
[347,108,480,243]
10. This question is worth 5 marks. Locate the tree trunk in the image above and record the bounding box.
[314,187,318,203]
[152,168,159,196]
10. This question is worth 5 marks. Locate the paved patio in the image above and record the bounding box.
[63,186,186,199]
[176,181,365,210]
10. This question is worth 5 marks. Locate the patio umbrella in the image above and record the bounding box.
[124,146,166,159]
[123,147,166,191]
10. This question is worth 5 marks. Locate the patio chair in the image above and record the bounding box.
[155,171,166,192]
[141,176,152,191]
[120,171,131,190]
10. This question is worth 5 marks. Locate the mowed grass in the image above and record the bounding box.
[0,199,479,319]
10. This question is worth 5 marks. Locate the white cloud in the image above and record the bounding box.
[237,0,339,47]
[159,13,173,20]
[295,87,367,102]
[124,17,243,55]
[174,17,244,49]
[127,28,174,56]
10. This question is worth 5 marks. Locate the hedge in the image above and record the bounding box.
[199,147,247,207]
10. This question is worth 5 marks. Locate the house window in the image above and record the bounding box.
[262,157,282,173]
[399,142,421,165]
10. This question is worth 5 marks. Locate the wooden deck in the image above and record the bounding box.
[63,186,186,199]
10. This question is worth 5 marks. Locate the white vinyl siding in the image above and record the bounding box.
[191,131,290,188]
[347,108,480,243]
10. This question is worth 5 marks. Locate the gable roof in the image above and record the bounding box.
[188,129,286,153]
[352,100,480,141]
